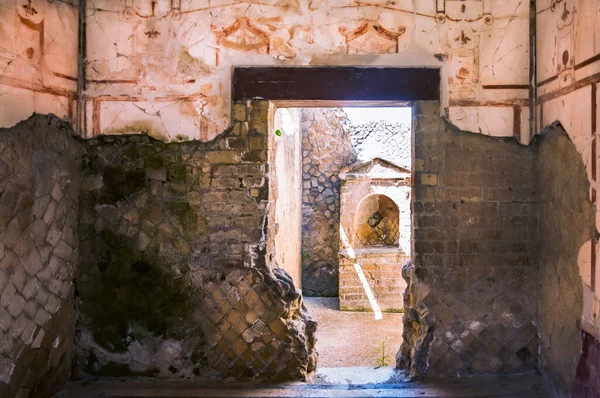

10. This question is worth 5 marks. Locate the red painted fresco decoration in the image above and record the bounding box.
[339,22,406,54]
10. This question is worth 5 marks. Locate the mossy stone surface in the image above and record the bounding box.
[81,229,195,354]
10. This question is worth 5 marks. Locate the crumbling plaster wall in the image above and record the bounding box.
[267,107,303,289]
[399,101,539,377]
[536,1,600,396]
[77,100,317,381]
[83,0,531,143]
[0,1,79,129]
[0,114,82,398]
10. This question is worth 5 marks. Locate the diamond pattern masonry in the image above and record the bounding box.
[0,115,81,398]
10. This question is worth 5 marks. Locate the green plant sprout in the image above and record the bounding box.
[375,337,389,368]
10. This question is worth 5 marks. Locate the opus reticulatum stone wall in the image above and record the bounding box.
[300,109,355,297]
[0,97,595,397]
[537,124,595,398]
[0,115,82,397]
[77,101,317,381]
[398,102,539,377]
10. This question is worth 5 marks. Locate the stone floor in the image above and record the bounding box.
[55,370,552,397]
[304,297,403,367]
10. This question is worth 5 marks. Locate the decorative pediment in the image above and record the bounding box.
[211,18,270,52]
[339,22,405,54]
[340,157,410,180]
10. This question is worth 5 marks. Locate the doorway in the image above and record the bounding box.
[267,105,412,368]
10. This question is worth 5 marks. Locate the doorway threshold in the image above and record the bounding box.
[308,366,408,385]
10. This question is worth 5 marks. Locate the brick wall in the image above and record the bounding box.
[77,101,317,381]
[3,102,589,388]
[338,170,411,312]
[398,102,539,376]
[339,248,409,312]
[0,115,82,398]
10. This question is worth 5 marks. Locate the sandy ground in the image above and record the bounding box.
[303,297,404,368]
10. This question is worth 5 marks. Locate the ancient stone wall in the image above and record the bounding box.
[0,114,82,398]
[574,330,600,397]
[300,109,354,296]
[339,248,409,312]
[398,102,539,377]
[348,121,411,169]
[537,124,595,398]
[536,3,600,396]
[77,101,317,381]
[300,112,411,297]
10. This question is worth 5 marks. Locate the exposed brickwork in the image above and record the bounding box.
[0,115,82,398]
[398,102,539,377]
[339,248,409,312]
[77,101,317,381]
[537,124,595,397]
[2,102,591,391]
[338,159,411,312]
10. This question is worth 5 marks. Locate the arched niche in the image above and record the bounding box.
[354,194,400,248]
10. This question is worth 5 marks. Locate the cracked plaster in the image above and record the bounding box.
[83,0,531,142]
[0,0,79,128]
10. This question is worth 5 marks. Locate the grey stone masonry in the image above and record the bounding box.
[398,102,539,377]
[0,114,81,398]
[77,101,317,381]
[300,109,355,296]
[537,124,594,397]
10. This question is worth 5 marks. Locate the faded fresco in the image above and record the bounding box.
[536,0,600,340]
[82,0,531,142]
[0,0,79,128]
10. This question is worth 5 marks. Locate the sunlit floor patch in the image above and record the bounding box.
[303,297,403,367]
[310,366,407,385]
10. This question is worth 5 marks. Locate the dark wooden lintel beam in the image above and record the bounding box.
[232,67,440,102]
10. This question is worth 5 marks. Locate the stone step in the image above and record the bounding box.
[54,369,552,398]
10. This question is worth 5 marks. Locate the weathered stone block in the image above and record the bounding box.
[206,151,241,164]
[233,104,247,122]
[7,293,26,318]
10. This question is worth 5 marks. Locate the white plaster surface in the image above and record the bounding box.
[84,0,531,141]
[0,0,78,128]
